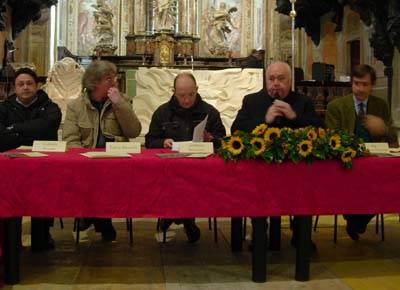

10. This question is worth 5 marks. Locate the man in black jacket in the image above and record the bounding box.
[0,67,62,251]
[232,61,323,249]
[232,61,322,132]
[145,72,226,243]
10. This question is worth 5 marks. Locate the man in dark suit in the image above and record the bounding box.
[326,64,397,241]
[232,61,323,249]
[232,61,322,131]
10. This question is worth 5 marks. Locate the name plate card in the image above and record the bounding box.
[81,152,131,159]
[106,142,141,154]
[32,141,67,152]
[179,142,213,154]
[365,142,389,154]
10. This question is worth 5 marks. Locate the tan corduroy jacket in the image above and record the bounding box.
[62,91,141,148]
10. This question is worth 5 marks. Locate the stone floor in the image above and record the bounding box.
[2,215,400,290]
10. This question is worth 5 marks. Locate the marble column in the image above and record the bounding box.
[266,0,280,62]
[134,0,148,34]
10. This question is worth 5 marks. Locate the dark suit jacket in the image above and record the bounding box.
[231,89,323,133]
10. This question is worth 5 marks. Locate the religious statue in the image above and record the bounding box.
[155,0,177,31]
[208,2,238,56]
[92,0,117,55]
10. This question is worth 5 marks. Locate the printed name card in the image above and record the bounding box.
[32,141,67,152]
[364,142,390,154]
[179,142,213,154]
[81,152,131,159]
[106,142,141,154]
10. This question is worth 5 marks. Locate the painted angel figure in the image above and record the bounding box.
[92,0,114,44]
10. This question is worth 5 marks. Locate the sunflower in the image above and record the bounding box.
[252,124,268,135]
[329,134,341,150]
[297,140,313,157]
[264,127,281,142]
[282,143,289,154]
[221,139,228,150]
[281,127,293,133]
[341,148,357,163]
[307,129,317,141]
[227,136,245,155]
[250,137,266,156]
[318,128,326,137]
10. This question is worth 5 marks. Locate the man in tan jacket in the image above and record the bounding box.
[63,60,141,241]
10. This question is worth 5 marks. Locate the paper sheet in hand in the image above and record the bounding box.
[192,115,208,142]
[81,152,131,158]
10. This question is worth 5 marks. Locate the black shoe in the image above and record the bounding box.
[159,219,173,232]
[184,221,200,243]
[346,223,359,241]
[101,226,117,242]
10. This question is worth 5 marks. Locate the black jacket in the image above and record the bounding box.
[145,94,226,148]
[231,89,323,133]
[0,89,62,152]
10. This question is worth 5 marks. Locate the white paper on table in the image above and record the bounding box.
[80,152,131,158]
[192,115,208,142]
[365,142,390,154]
[171,141,190,151]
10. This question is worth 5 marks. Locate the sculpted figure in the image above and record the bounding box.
[155,0,177,30]
[92,0,114,44]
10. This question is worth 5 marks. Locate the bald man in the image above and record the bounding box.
[232,61,323,131]
[231,61,323,249]
[145,73,226,243]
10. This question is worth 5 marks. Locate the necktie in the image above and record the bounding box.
[358,103,365,119]
[355,102,371,142]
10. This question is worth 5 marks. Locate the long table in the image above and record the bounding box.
[1,149,400,284]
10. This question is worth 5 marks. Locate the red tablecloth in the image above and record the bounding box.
[0,220,3,288]
[0,149,399,218]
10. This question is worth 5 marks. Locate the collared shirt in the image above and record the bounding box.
[16,96,38,108]
[353,95,368,115]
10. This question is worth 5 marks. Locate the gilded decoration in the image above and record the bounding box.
[154,32,175,65]
[58,0,265,58]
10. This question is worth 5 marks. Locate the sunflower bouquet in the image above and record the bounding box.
[218,124,365,169]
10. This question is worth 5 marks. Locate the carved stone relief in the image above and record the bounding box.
[132,67,263,135]
[43,57,85,121]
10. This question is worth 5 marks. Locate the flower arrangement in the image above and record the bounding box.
[218,124,365,169]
